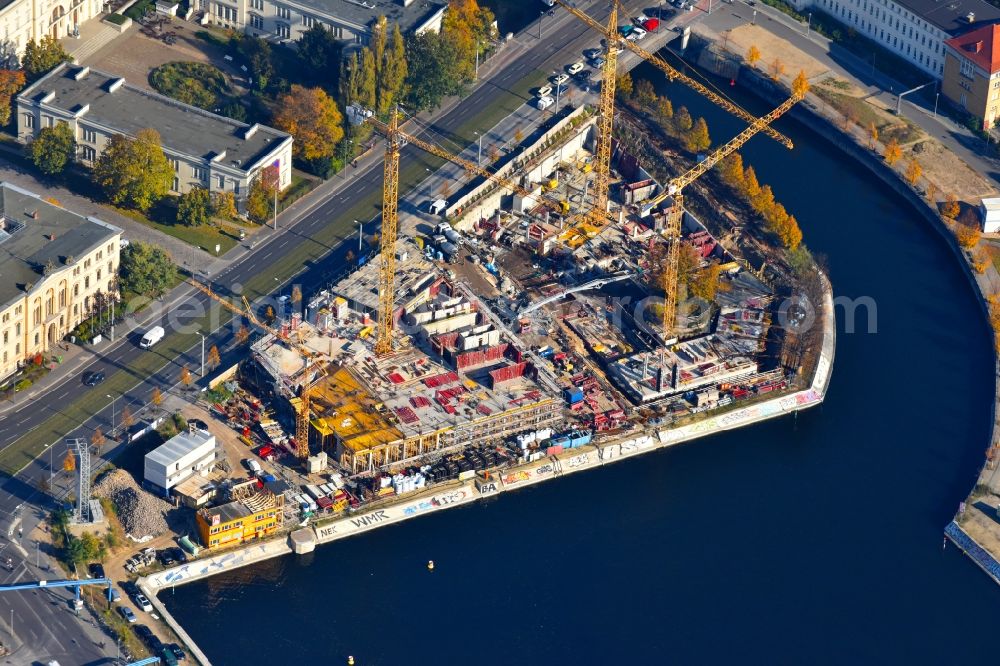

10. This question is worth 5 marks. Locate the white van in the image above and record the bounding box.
[537,95,555,110]
[429,199,447,215]
[139,326,164,349]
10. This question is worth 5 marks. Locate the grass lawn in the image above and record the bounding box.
[813,87,924,146]
[149,61,233,111]
[0,66,549,473]
[114,202,241,256]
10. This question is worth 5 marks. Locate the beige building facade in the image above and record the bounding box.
[943,24,1000,129]
[0,0,101,54]
[0,182,121,382]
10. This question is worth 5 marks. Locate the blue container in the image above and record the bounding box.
[564,387,584,404]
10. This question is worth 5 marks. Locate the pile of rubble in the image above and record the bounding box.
[94,469,170,539]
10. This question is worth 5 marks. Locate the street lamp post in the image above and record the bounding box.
[933,92,940,118]
[805,12,812,36]
[202,333,208,375]
[474,131,483,165]
[538,10,544,39]
[752,8,757,24]
[105,393,117,435]
[356,220,363,264]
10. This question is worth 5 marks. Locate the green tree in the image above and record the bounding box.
[340,52,361,107]
[177,186,211,226]
[379,23,408,114]
[92,128,173,211]
[119,241,177,298]
[22,36,70,80]
[247,171,276,223]
[297,24,343,91]
[634,79,657,107]
[237,35,273,91]
[654,97,673,124]
[212,191,238,219]
[273,85,344,162]
[357,47,377,110]
[29,123,76,176]
[0,69,24,125]
[405,32,466,110]
[685,117,711,153]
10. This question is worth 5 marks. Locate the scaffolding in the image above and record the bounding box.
[65,438,91,523]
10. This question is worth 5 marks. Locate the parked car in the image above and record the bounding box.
[551,73,569,85]
[536,95,555,111]
[161,649,180,666]
[583,47,602,59]
[243,458,262,475]
[574,68,593,82]
[83,371,105,386]
[119,606,137,623]
[537,84,553,97]
[134,593,153,612]
[627,26,647,40]
[590,55,606,68]
[87,563,105,579]
[135,625,154,642]
[567,61,585,74]
[167,644,187,661]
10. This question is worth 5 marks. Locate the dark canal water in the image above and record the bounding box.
[160,58,1000,664]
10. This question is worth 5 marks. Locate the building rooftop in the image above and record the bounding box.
[982,196,1000,211]
[288,0,445,32]
[19,64,291,171]
[0,182,122,310]
[945,23,1000,71]
[897,0,1000,37]
[145,428,215,468]
[204,499,254,525]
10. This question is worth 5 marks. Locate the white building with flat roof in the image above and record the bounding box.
[980,197,1000,233]
[144,427,218,496]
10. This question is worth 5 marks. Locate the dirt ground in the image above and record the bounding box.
[90,22,246,94]
[720,24,830,79]
[909,139,998,202]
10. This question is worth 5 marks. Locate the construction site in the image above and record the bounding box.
[180,0,823,534]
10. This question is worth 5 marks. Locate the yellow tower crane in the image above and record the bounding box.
[188,279,325,459]
[656,73,810,340]
[590,0,619,226]
[553,0,794,150]
[374,109,403,356]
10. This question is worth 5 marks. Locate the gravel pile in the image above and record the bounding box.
[94,469,171,539]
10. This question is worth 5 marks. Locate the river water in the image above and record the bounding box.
[160,56,1000,664]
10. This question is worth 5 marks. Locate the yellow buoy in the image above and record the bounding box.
[348,657,355,665]
[427,560,435,571]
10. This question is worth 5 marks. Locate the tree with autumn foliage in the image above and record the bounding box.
[720,152,745,188]
[867,122,879,150]
[0,69,24,125]
[179,366,191,388]
[955,207,981,249]
[941,193,960,219]
[883,138,902,166]
[207,345,221,370]
[93,128,173,211]
[685,117,711,153]
[273,85,344,163]
[150,386,163,407]
[689,262,723,301]
[63,450,76,472]
[235,325,251,346]
[769,58,785,80]
[904,158,922,187]
[746,45,761,68]
[91,428,105,452]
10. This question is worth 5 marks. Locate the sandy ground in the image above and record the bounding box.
[910,139,998,202]
[719,24,830,79]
